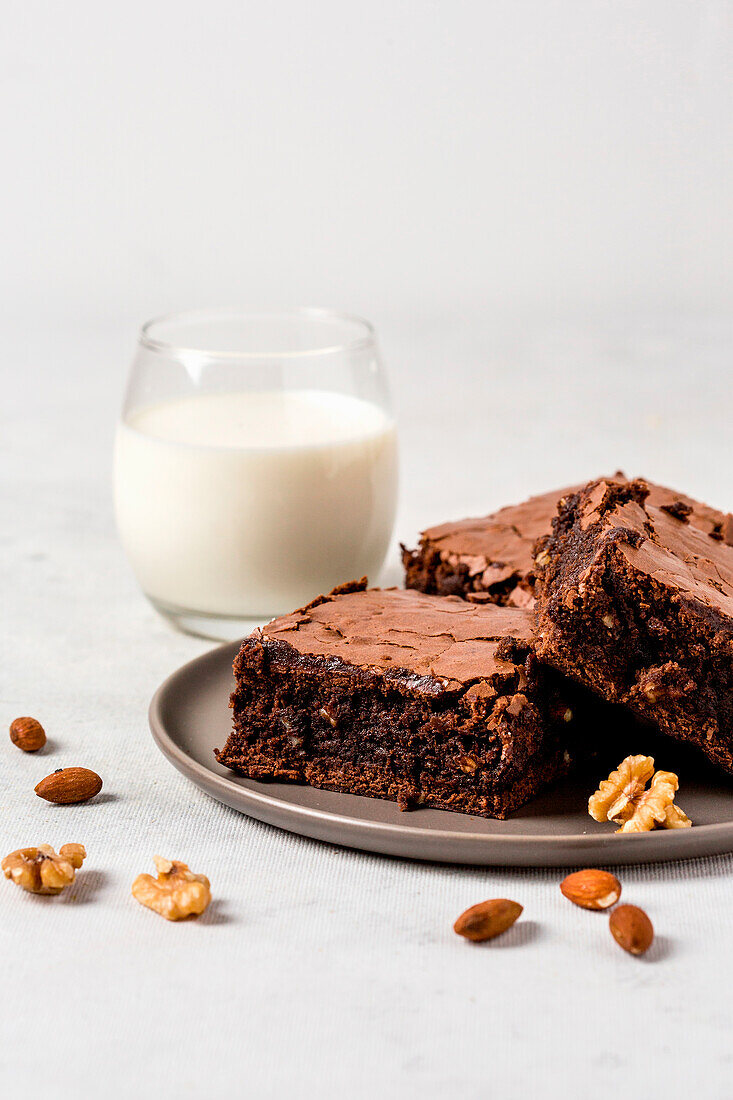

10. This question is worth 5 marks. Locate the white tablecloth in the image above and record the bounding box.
[3,314,732,1098]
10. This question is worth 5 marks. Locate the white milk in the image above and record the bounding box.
[114,390,398,617]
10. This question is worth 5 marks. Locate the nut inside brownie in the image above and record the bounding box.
[534,478,733,776]
[216,580,585,819]
[402,475,733,609]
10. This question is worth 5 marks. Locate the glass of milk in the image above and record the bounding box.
[114,309,398,639]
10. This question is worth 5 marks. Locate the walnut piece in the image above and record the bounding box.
[663,803,692,829]
[457,753,478,773]
[589,756,692,833]
[588,755,655,823]
[2,843,86,895]
[132,856,211,921]
[617,770,678,833]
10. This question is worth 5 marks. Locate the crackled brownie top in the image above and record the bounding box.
[542,479,733,621]
[259,581,534,691]
[412,476,732,592]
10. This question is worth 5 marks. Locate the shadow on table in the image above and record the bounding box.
[198,898,235,926]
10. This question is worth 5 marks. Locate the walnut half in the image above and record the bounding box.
[588,755,655,824]
[617,770,679,833]
[132,856,211,921]
[588,755,692,833]
[2,843,86,895]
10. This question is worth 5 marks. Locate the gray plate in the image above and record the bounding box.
[149,640,733,866]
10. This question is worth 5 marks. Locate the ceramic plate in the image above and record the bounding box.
[149,640,733,866]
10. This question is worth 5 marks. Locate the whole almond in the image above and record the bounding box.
[35,767,103,804]
[10,717,47,753]
[560,869,621,910]
[609,904,654,955]
[454,898,523,942]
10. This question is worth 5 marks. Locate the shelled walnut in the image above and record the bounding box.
[589,755,691,833]
[617,770,679,833]
[588,755,655,824]
[2,843,86,894]
[132,856,211,921]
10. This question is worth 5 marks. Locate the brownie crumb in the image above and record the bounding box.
[660,500,693,522]
[495,635,530,665]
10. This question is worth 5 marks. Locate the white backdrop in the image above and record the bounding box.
[1,0,731,325]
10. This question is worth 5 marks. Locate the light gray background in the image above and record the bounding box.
[2,0,732,322]
[1,3,732,1098]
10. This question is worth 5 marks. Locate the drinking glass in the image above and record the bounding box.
[114,309,398,640]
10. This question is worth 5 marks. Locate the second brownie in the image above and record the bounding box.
[534,478,733,776]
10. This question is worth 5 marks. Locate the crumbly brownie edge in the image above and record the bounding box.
[400,541,521,603]
[401,540,483,600]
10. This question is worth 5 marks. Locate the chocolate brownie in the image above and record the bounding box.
[402,476,732,608]
[534,478,733,775]
[216,580,584,818]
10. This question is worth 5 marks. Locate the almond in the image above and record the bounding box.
[10,716,47,752]
[609,904,654,955]
[560,869,621,910]
[453,898,523,942]
[35,767,103,804]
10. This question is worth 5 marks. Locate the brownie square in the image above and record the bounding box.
[534,479,733,775]
[402,476,732,609]
[216,580,584,819]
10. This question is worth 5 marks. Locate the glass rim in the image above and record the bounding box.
[139,307,376,360]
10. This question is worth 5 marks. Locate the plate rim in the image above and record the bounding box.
[148,639,733,866]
